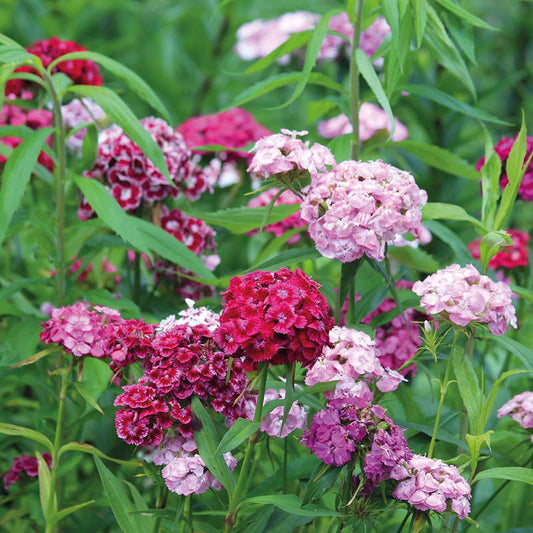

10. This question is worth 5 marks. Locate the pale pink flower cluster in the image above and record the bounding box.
[244,388,307,438]
[497,391,533,442]
[235,13,390,63]
[305,326,405,400]
[301,160,428,262]
[317,103,409,142]
[151,434,236,495]
[61,98,105,152]
[392,455,472,520]
[412,264,517,335]
[248,129,335,181]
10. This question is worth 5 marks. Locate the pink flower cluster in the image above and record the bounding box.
[247,188,305,244]
[216,268,334,371]
[244,388,307,438]
[6,36,102,96]
[392,455,472,520]
[177,107,270,162]
[114,311,248,446]
[235,13,390,64]
[412,264,517,335]
[318,104,408,142]
[153,206,219,300]
[0,94,54,171]
[469,229,529,270]
[497,391,533,442]
[302,396,412,487]
[80,117,209,218]
[40,302,123,358]
[305,326,405,401]
[61,98,106,152]
[248,129,335,181]
[360,280,426,376]
[476,136,533,203]
[151,434,236,495]
[3,454,52,490]
[301,160,428,262]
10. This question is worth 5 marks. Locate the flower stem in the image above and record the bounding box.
[151,485,169,533]
[224,363,268,531]
[43,71,68,306]
[349,0,365,160]
[428,330,459,458]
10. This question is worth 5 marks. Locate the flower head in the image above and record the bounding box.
[301,160,427,262]
[412,264,517,335]
[497,391,533,441]
[3,454,52,490]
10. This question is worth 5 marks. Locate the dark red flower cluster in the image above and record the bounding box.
[153,206,219,300]
[0,94,54,171]
[176,107,270,162]
[5,36,102,96]
[114,319,248,446]
[216,268,334,371]
[79,118,211,219]
[469,229,529,270]
[4,453,52,490]
[476,136,533,203]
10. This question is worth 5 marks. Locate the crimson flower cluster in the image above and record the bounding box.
[80,117,211,218]
[0,94,54,171]
[476,136,533,202]
[215,268,334,371]
[469,229,529,270]
[6,36,102,96]
[301,396,412,488]
[114,316,248,447]
[176,107,270,163]
[3,454,52,491]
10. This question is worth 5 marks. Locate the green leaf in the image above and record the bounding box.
[51,500,95,527]
[277,11,338,109]
[94,456,142,533]
[36,451,54,517]
[481,335,533,370]
[302,464,342,505]
[369,295,420,327]
[423,220,472,265]
[494,112,530,230]
[434,0,496,30]
[67,86,171,185]
[79,123,98,172]
[124,482,155,532]
[478,230,512,273]
[389,246,440,273]
[423,202,485,232]
[248,248,321,272]
[82,357,114,401]
[191,396,235,495]
[0,128,54,246]
[245,31,313,74]
[184,204,300,234]
[0,423,53,451]
[356,49,395,139]
[474,467,533,486]
[59,442,142,466]
[394,140,479,180]
[50,51,170,121]
[412,0,428,48]
[452,346,482,432]
[215,418,260,455]
[509,285,533,304]
[0,33,24,48]
[72,381,104,415]
[243,494,339,517]
[352,284,388,323]
[480,126,502,230]
[399,85,510,125]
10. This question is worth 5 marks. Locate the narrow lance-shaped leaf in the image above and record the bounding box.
[474,467,533,486]
[434,0,496,30]
[67,85,171,186]
[423,203,485,233]
[412,0,428,48]
[0,128,54,246]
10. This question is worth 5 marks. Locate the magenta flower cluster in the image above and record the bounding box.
[301,160,428,262]
[247,188,306,244]
[3,454,52,491]
[248,129,335,181]
[497,391,533,441]
[305,326,405,401]
[301,397,412,488]
[80,117,210,217]
[151,434,236,495]
[412,264,517,335]
[392,455,472,519]
[318,103,408,142]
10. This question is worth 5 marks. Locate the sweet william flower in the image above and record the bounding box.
[497,391,533,442]
[3,454,52,490]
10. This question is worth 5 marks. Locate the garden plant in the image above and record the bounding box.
[0,0,532,532]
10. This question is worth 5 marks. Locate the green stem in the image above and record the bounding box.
[224,363,268,532]
[396,510,411,533]
[151,485,169,533]
[428,330,459,458]
[45,357,73,533]
[44,71,68,306]
[349,0,365,160]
